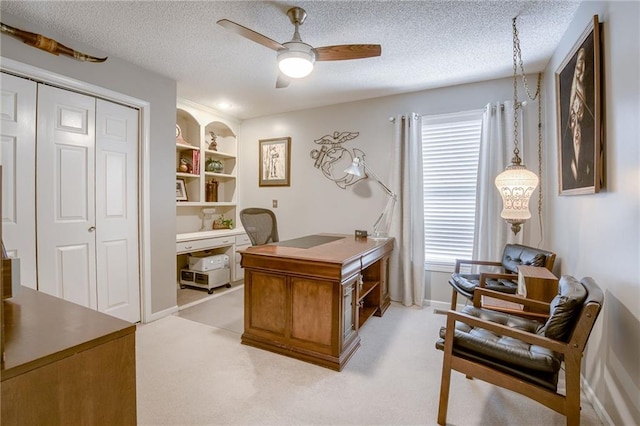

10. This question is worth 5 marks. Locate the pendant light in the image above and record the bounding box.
[495,16,542,236]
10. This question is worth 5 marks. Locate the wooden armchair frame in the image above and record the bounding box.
[438,281,603,426]
[449,259,522,310]
[449,248,556,310]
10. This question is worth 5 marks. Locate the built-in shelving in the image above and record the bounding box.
[176,99,241,234]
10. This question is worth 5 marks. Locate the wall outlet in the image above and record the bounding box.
[272,200,278,208]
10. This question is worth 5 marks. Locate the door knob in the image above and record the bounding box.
[88,226,96,232]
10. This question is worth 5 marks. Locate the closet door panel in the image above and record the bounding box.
[0,73,37,288]
[57,243,93,307]
[95,99,140,322]
[36,85,97,308]
[58,145,90,219]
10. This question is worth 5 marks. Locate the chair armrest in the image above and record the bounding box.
[473,287,551,313]
[444,309,567,354]
[454,259,503,273]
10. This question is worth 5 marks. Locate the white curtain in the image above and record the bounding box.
[473,101,523,263]
[388,113,424,307]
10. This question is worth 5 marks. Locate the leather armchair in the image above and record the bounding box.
[448,244,556,310]
[436,276,604,426]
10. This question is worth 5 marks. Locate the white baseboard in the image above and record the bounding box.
[145,305,179,323]
[581,375,614,426]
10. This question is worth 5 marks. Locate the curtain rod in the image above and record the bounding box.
[491,100,528,112]
[388,114,420,123]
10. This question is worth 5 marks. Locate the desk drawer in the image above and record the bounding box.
[176,236,235,254]
[235,234,251,246]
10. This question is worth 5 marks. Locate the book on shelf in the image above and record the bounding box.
[192,150,200,175]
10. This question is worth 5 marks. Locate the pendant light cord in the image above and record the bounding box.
[513,17,544,245]
[535,73,544,246]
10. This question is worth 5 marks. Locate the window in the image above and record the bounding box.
[422,110,483,271]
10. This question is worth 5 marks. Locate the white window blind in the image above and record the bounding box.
[422,110,483,271]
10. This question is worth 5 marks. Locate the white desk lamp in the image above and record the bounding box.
[344,158,397,240]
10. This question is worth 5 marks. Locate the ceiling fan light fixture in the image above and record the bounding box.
[278,42,315,78]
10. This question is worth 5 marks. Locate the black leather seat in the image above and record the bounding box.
[449,244,556,310]
[436,276,604,425]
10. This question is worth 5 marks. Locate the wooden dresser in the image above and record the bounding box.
[1,287,137,424]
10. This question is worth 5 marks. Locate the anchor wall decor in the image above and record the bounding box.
[310,131,367,189]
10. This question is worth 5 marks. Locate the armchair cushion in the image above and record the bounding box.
[537,275,587,342]
[501,245,548,274]
[450,273,518,295]
[436,306,562,390]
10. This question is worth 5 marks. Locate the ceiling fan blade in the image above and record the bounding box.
[217,19,285,51]
[276,73,290,89]
[314,44,381,61]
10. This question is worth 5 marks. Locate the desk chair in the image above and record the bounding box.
[239,208,279,246]
[436,276,603,426]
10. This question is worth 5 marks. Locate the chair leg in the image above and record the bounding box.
[450,289,458,311]
[438,315,457,425]
[437,353,452,425]
[565,354,582,426]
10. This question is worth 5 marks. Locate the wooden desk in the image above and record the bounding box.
[1,288,137,424]
[240,234,394,371]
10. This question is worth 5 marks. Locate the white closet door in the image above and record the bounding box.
[0,73,37,288]
[95,99,140,322]
[36,84,97,308]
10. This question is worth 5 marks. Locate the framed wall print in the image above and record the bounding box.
[176,178,188,201]
[259,137,291,187]
[556,14,603,195]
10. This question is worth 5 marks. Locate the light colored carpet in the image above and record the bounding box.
[177,281,244,310]
[136,293,603,425]
[177,285,244,333]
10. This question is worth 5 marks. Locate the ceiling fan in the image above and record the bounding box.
[217,7,381,88]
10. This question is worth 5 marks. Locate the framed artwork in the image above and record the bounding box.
[176,178,188,201]
[259,137,291,187]
[555,15,603,195]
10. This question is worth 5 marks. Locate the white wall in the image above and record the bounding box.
[0,13,178,317]
[240,4,640,418]
[543,2,640,424]
[239,75,543,305]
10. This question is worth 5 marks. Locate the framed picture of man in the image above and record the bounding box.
[259,137,291,187]
[555,15,603,195]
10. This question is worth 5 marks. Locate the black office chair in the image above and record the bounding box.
[239,208,279,246]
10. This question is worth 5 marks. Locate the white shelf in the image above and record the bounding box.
[204,172,235,179]
[176,143,198,151]
[176,201,236,208]
[204,149,235,159]
[176,172,199,179]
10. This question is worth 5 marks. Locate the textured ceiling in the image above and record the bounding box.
[1,1,580,120]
